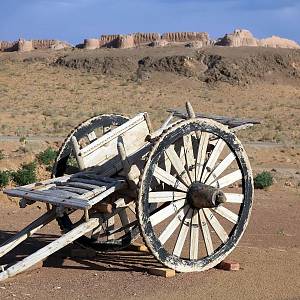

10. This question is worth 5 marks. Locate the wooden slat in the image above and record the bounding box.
[173,208,193,257]
[165,146,191,186]
[213,206,239,224]
[118,209,130,233]
[153,166,188,192]
[189,209,199,260]
[148,191,186,203]
[159,206,188,245]
[150,199,186,226]
[201,139,226,181]
[205,152,236,185]
[203,208,228,243]
[0,218,100,281]
[224,193,244,204]
[196,132,210,181]
[183,134,195,181]
[199,209,214,255]
[210,170,242,189]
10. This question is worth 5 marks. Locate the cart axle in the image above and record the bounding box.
[187,182,227,209]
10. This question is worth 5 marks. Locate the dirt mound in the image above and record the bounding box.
[216,29,258,47]
[259,36,300,49]
[51,46,300,85]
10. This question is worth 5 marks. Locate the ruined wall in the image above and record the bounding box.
[162,32,210,44]
[99,34,121,47]
[215,29,258,47]
[18,39,33,52]
[133,33,161,45]
[0,41,18,52]
[84,38,99,49]
[115,35,135,49]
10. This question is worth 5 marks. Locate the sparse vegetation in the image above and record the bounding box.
[0,171,10,188]
[254,171,273,189]
[36,147,57,166]
[11,162,37,186]
[0,150,5,160]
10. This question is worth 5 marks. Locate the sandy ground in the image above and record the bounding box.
[0,46,299,299]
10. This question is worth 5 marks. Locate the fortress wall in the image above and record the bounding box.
[0,41,18,51]
[133,33,161,45]
[18,39,33,52]
[161,32,210,43]
[32,40,57,49]
[84,38,99,49]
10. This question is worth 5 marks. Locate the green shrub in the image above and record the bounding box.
[11,162,37,186]
[0,150,5,160]
[36,147,57,166]
[254,171,273,189]
[0,171,10,188]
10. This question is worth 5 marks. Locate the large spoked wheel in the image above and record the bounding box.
[53,114,140,251]
[138,118,253,272]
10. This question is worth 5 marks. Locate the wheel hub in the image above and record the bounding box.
[187,182,227,209]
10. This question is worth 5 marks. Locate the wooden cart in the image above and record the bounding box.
[0,102,259,280]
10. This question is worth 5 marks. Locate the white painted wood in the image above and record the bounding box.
[0,210,56,258]
[183,134,195,181]
[71,136,85,170]
[0,218,100,281]
[201,139,226,181]
[225,193,244,203]
[159,206,188,245]
[196,132,209,181]
[189,209,199,260]
[203,208,228,243]
[87,131,97,142]
[148,191,186,203]
[199,209,214,255]
[213,206,239,224]
[205,152,236,185]
[210,170,242,189]
[150,199,186,226]
[153,166,188,192]
[165,147,191,186]
[173,208,193,257]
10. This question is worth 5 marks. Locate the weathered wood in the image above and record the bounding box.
[189,209,199,260]
[199,209,213,255]
[0,210,56,258]
[148,191,186,203]
[148,267,176,278]
[0,218,100,281]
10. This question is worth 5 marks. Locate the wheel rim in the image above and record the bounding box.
[138,119,253,272]
[53,114,139,251]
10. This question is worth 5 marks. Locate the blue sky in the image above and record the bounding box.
[0,0,299,45]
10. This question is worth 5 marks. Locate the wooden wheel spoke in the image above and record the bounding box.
[150,199,186,226]
[173,208,193,257]
[203,208,228,243]
[213,206,239,224]
[205,152,236,185]
[153,166,188,192]
[201,139,226,182]
[165,147,191,185]
[149,191,186,203]
[183,134,195,182]
[199,209,214,255]
[159,206,189,245]
[196,132,210,181]
[106,216,115,240]
[189,209,199,260]
[225,193,244,203]
[210,170,242,189]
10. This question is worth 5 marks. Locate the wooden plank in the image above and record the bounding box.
[165,147,191,185]
[150,199,186,227]
[153,166,188,192]
[148,191,186,203]
[148,267,175,278]
[205,152,236,185]
[0,210,56,258]
[87,131,97,142]
[203,208,228,243]
[118,209,130,233]
[0,218,100,281]
[106,216,115,240]
[55,186,89,195]
[199,209,214,255]
[56,181,103,191]
[189,209,199,260]
[173,208,193,257]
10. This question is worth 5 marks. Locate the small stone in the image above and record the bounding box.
[271,168,277,172]
[284,181,293,187]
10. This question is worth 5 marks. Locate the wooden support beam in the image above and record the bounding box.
[148,267,176,278]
